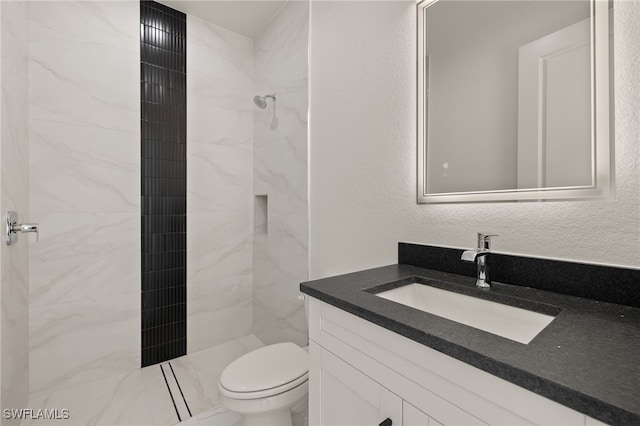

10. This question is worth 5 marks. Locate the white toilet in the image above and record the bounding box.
[218,342,309,426]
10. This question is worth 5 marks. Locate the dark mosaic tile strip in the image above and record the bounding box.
[142,268,186,292]
[142,338,187,367]
[141,0,187,367]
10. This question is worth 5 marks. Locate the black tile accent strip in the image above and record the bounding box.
[399,242,640,308]
[141,0,187,367]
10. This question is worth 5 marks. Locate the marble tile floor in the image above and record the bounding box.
[22,335,264,426]
[176,399,308,426]
[169,335,264,418]
[175,406,240,426]
[175,342,310,426]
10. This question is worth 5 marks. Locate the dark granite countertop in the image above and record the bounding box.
[300,264,640,425]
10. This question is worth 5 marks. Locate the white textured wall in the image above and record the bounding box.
[28,0,140,395]
[309,0,640,281]
[1,0,29,418]
[186,16,255,353]
[252,0,309,347]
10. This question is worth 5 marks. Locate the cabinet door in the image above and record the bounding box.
[312,344,401,426]
[403,401,443,426]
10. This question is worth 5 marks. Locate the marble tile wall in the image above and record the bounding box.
[28,0,140,394]
[1,0,30,419]
[186,15,255,353]
[252,1,309,347]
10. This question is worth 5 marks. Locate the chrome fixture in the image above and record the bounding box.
[461,233,498,288]
[253,93,276,109]
[5,211,39,246]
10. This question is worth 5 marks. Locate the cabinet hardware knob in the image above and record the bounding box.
[379,418,392,426]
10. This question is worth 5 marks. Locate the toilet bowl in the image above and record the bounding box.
[218,342,308,426]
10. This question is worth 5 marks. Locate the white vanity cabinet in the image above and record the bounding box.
[308,297,609,426]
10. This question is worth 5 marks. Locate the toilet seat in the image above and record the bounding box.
[218,342,309,400]
[219,372,308,400]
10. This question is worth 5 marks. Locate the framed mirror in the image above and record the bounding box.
[417,0,611,203]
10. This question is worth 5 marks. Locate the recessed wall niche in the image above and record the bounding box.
[255,195,268,235]
[140,0,187,367]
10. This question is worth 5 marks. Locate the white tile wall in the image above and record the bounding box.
[28,0,140,394]
[29,292,140,393]
[28,1,138,132]
[186,15,254,353]
[1,0,30,418]
[252,1,309,346]
[28,47,138,133]
[29,121,139,214]
[29,214,139,307]
[187,20,253,86]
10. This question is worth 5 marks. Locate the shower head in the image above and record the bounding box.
[253,95,267,109]
[253,93,276,109]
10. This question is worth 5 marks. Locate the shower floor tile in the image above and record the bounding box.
[22,335,264,426]
[177,406,240,426]
[23,363,177,426]
[176,400,308,426]
[169,334,264,418]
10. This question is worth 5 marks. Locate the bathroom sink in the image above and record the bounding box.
[375,283,555,344]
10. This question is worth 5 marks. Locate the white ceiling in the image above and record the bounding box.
[159,0,288,39]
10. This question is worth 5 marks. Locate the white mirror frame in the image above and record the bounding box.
[417,0,611,204]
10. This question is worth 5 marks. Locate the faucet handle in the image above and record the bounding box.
[18,223,39,242]
[477,233,498,250]
[5,212,39,245]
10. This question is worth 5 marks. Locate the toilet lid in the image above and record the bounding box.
[219,342,308,393]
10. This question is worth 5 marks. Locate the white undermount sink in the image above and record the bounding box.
[375,283,555,344]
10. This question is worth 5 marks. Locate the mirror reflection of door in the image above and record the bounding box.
[517,18,591,190]
[423,0,592,195]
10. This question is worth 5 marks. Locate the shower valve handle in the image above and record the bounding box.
[5,211,39,245]
[12,223,39,241]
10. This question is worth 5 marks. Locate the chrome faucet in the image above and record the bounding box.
[461,233,498,288]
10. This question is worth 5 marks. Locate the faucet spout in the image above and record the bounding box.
[461,233,498,288]
[461,250,478,262]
